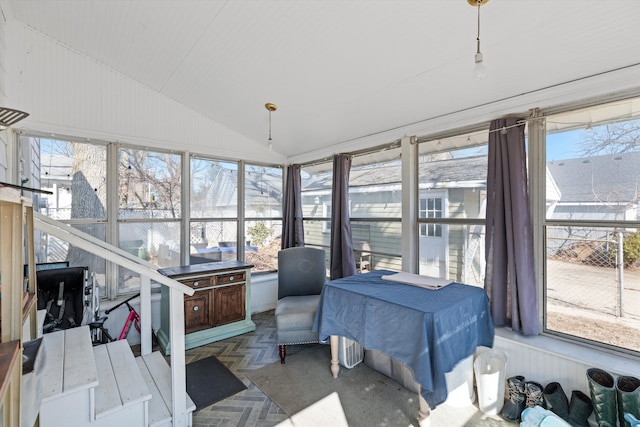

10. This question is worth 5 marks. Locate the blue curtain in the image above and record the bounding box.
[281,164,304,249]
[485,117,539,336]
[330,154,356,279]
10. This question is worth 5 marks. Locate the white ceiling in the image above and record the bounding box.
[4,0,640,161]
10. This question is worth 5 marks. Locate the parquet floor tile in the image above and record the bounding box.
[189,310,290,427]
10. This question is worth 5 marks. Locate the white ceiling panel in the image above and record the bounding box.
[4,0,640,159]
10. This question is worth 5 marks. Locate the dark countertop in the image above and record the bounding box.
[158,261,254,278]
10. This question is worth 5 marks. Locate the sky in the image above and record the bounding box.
[546,129,584,161]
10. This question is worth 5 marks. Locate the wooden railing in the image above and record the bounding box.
[33,212,195,427]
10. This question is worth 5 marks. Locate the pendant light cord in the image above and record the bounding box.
[476,2,481,54]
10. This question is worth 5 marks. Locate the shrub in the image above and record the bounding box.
[247,222,270,246]
[622,231,640,268]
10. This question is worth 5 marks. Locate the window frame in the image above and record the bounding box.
[30,135,284,300]
[539,100,640,354]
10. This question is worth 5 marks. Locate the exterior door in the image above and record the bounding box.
[419,192,448,278]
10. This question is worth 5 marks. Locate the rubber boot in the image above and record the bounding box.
[616,375,640,427]
[525,381,545,408]
[565,390,592,427]
[544,382,569,419]
[587,367,617,427]
[501,375,526,421]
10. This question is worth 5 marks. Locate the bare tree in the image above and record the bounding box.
[67,143,107,273]
[119,149,181,218]
[578,120,640,156]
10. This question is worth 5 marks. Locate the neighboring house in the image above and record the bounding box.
[547,152,640,221]
[301,155,488,282]
[546,151,640,256]
[302,151,640,282]
[39,154,74,216]
[191,164,282,246]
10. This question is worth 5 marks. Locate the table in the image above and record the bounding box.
[312,270,494,424]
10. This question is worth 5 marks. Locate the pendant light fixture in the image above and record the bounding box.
[265,103,277,150]
[468,0,489,80]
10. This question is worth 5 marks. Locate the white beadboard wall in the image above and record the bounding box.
[491,329,640,397]
[5,21,284,164]
[251,273,278,314]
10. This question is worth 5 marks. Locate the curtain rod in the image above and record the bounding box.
[299,105,640,166]
[416,116,535,145]
[296,139,401,168]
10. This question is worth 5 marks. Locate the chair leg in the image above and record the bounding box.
[279,344,286,364]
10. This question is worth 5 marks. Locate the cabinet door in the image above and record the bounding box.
[213,284,246,327]
[184,291,212,334]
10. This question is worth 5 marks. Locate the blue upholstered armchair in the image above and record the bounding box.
[275,247,326,363]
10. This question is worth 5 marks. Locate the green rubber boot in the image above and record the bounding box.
[616,375,640,427]
[565,390,592,427]
[587,368,617,427]
[543,382,569,419]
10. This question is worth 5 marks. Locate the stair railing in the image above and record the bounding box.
[34,211,194,427]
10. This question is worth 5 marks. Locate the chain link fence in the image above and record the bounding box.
[546,226,640,351]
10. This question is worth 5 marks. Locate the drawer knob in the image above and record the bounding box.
[194,281,199,287]
[229,275,234,281]
[193,306,199,311]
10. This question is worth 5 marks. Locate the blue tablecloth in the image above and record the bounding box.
[312,269,494,409]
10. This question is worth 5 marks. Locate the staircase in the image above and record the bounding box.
[39,326,195,427]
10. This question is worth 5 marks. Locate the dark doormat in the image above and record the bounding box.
[186,355,247,411]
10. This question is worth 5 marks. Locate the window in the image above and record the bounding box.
[348,151,402,272]
[417,136,488,285]
[244,164,283,272]
[301,162,333,249]
[118,147,182,292]
[190,158,238,266]
[36,137,109,296]
[32,135,282,299]
[544,97,640,353]
[419,197,443,237]
[26,94,640,356]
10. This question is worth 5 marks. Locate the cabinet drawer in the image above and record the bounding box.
[214,271,245,286]
[180,277,212,289]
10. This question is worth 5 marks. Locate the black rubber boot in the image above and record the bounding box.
[501,375,526,421]
[616,375,640,427]
[587,367,617,427]
[565,390,593,427]
[525,381,545,408]
[543,382,569,419]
